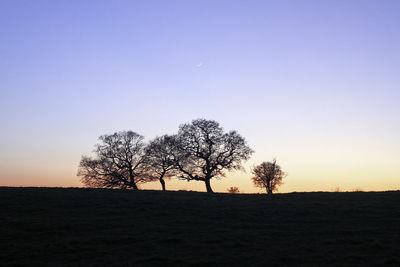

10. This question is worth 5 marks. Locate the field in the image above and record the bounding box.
[1,187,399,266]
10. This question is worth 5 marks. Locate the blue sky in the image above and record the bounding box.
[1,0,399,192]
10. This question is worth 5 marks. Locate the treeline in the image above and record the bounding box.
[78,119,285,193]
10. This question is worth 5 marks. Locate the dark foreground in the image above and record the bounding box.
[0,187,399,266]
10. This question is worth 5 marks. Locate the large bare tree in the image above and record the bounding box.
[171,119,253,193]
[252,159,286,194]
[77,131,148,190]
[145,135,177,191]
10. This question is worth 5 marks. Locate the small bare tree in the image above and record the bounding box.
[77,131,148,190]
[145,135,177,191]
[227,187,240,194]
[171,119,253,193]
[252,159,286,194]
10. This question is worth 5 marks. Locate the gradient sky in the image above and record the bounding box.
[1,0,399,193]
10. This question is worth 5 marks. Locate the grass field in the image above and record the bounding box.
[0,187,399,266]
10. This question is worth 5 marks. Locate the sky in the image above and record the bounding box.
[1,0,399,193]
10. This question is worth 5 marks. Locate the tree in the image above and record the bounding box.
[227,187,240,194]
[145,135,177,191]
[252,159,286,194]
[171,119,253,193]
[77,131,148,190]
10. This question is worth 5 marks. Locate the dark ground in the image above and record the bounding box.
[0,187,399,266]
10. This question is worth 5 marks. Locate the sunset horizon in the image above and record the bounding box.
[1,1,400,266]
[1,1,399,192]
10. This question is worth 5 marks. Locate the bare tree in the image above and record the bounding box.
[252,159,286,194]
[171,119,253,193]
[145,135,177,191]
[77,131,148,190]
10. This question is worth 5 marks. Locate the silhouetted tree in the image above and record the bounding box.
[77,131,148,190]
[145,135,177,191]
[171,119,253,193]
[227,187,240,194]
[252,159,286,194]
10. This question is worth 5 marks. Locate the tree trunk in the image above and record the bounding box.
[205,179,213,193]
[266,181,272,194]
[160,178,166,191]
[128,167,138,190]
[131,182,139,191]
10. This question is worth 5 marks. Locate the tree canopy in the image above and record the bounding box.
[171,119,253,193]
[252,159,286,194]
[77,131,148,190]
[145,135,177,191]
[77,119,255,193]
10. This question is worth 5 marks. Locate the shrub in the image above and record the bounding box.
[227,187,240,194]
